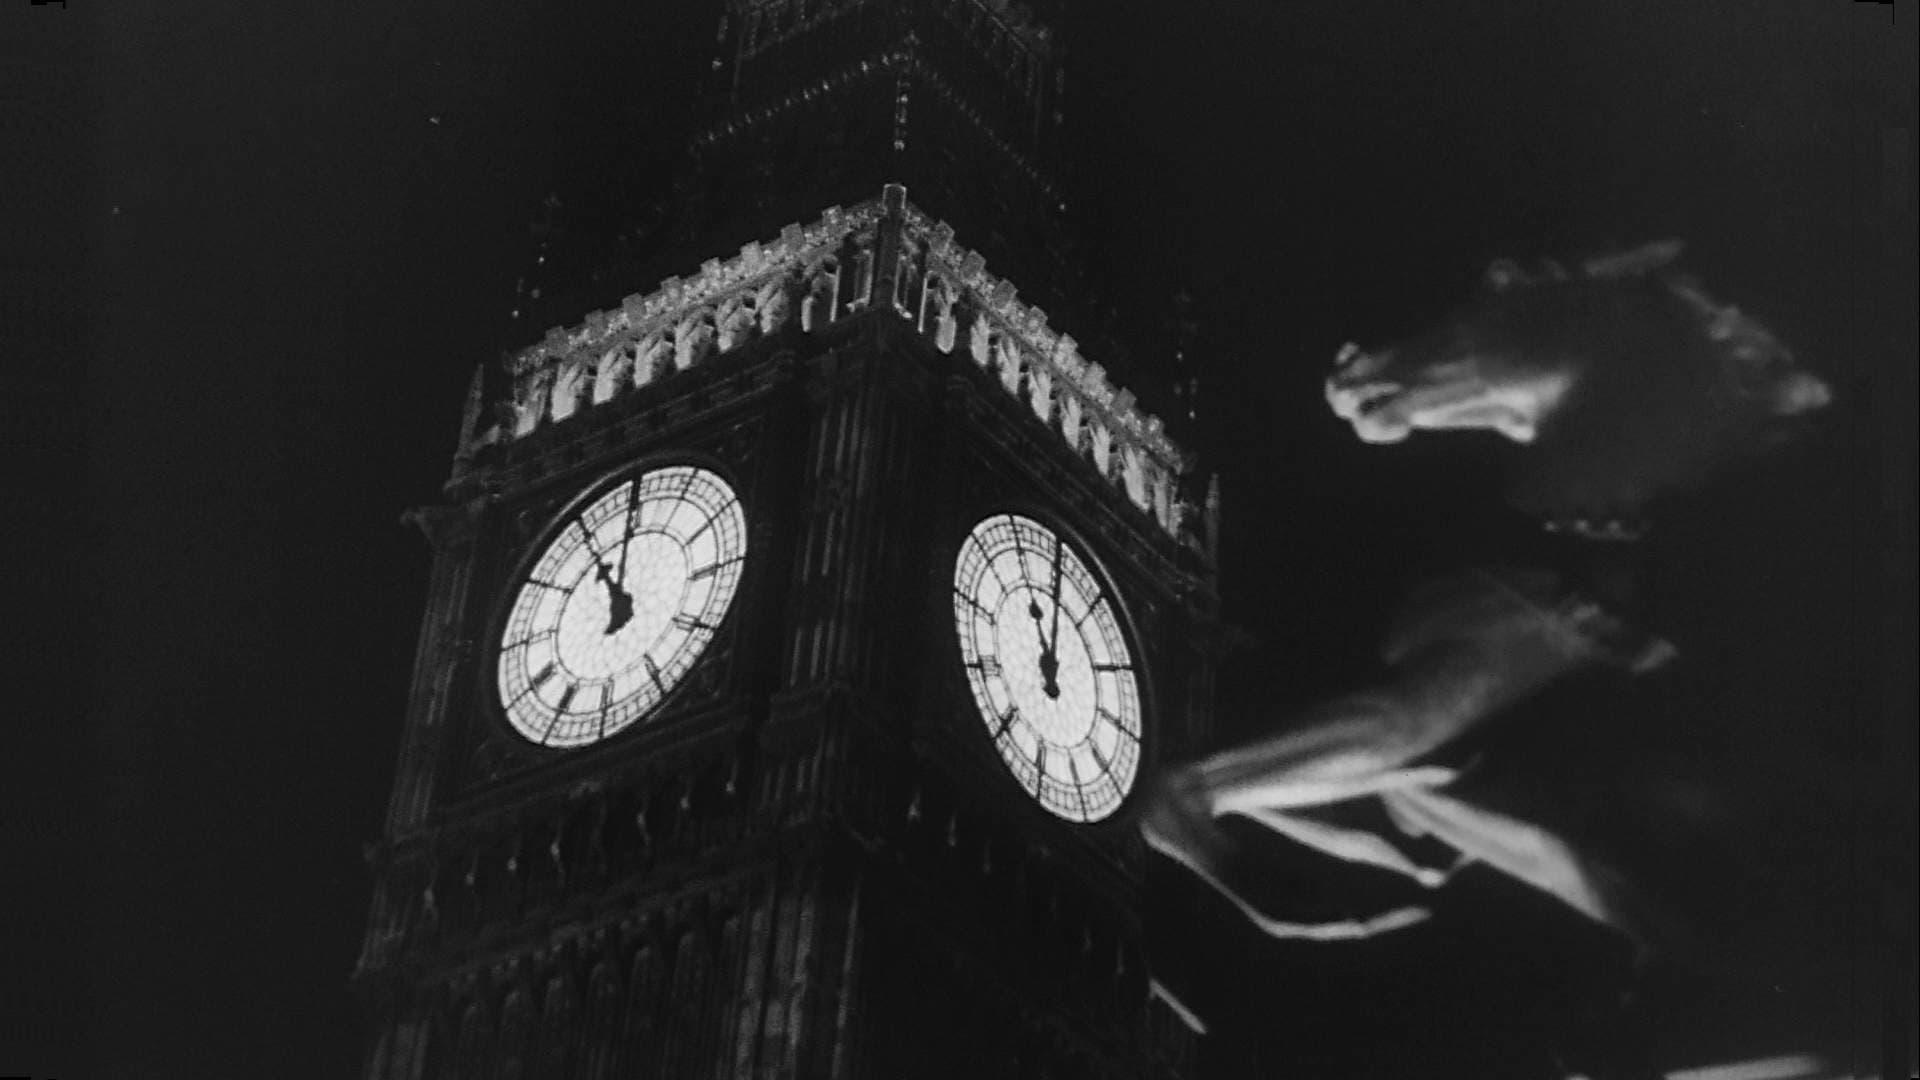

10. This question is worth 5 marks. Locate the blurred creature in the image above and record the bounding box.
[1140,240,1830,955]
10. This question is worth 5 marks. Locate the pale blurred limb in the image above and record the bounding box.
[1140,773,1436,942]
[1240,804,1461,888]
[1245,902,1433,943]
[1148,977,1209,1037]
[1563,1051,1844,1080]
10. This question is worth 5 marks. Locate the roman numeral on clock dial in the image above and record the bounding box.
[1089,740,1112,774]
[690,554,743,581]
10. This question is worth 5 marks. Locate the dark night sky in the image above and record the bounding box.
[25,0,1915,1076]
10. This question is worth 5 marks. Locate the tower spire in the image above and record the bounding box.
[507,0,1082,347]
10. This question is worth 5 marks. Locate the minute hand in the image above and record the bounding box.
[1039,538,1064,697]
[1047,537,1064,657]
[616,481,639,584]
[1026,595,1054,655]
[606,494,638,633]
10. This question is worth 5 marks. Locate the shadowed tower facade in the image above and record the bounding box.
[356,2,1220,1076]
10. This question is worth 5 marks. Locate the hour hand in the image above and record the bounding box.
[1042,537,1065,697]
[605,584,634,633]
[1026,597,1053,653]
[595,560,634,633]
[1027,596,1061,698]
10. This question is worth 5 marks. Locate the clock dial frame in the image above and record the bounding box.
[494,464,746,748]
[952,512,1143,823]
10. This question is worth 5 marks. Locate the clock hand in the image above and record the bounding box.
[1046,536,1065,683]
[607,483,641,633]
[581,523,634,635]
[597,559,634,634]
[616,483,637,582]
[1025,592,1060,699]
[1014,528,1062,699]
[1026,595,1052,652]
[1029,536,1065,698]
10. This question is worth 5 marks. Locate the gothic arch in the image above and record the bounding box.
[578,959,622,1080]
[490,984,534,1080]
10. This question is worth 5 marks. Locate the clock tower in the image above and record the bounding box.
[356,3,1221,1077]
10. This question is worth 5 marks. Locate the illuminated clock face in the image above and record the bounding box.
[495,465,746,748]
[952,513,1142,822]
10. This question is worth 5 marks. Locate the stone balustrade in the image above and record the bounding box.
[463,184,1196,543]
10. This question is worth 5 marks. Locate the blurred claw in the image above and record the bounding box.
[1250,903,1432,942]
[1138,768,1231,876]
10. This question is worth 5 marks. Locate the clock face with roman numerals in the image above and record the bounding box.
[495,465,746,748]
[952,513,1142,822]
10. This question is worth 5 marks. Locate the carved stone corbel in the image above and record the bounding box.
[400,499,481,551]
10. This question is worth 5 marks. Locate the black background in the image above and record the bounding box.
[16,0,1914,1076]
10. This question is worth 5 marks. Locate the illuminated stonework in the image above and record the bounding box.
[464,184,1197,543]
